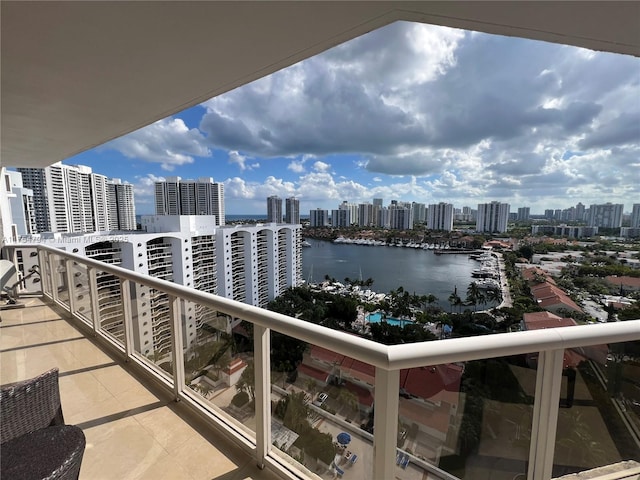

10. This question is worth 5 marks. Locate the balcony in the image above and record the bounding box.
[2,244,640,480]
[0,298,281,480]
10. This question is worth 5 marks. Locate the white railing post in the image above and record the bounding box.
[65,259,76,313]
[120,279,135,360]
[169,295,185,401]
[48,252,59,303]
[88,267,101,335]
[38,249,50,297]
[528,349,565,480]
[254,324,271,469]
[373,367,400,480]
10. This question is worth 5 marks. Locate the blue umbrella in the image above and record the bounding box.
[337,432,351,445]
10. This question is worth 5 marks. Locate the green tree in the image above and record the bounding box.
[236,359,255,401]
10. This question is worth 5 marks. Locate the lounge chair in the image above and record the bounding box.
[1,368,86,480]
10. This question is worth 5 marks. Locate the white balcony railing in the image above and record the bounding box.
[8,244,640,480]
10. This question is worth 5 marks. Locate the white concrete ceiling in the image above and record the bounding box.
[2,1,639,168]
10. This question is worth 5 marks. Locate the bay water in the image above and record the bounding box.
[302,240,483,309]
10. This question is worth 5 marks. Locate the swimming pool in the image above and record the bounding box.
[366,312,412,327]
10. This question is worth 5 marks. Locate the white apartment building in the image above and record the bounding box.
[107,179,136,230]
[389,203,413,230]
[1,168,36,240]
[476,201,510,233]
[285,197,300,224]
[517,207,531,221]
[358,203,374,227]
[412,202,426,224]
[155,177,225,225]
[17,163,121,234]
[631,204,640,229]
[338,201,358,226]
[427,202,453,231]
[588,203,624,228]
[309,208,329,227]
[331,208,351,227]
[9,216,301,359]
[266,195,282,223]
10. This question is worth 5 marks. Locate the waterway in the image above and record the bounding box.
[302,240,486,309]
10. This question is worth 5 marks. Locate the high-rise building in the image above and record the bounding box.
[18,163,112,234]
[587,203,623,228]
[575,202,586,222]
[630,204,640,228]
[285,197,300,224]
[267,195,282,223]
[412,202,427,224]
[155,177,225,225]
[389,204,413,230]
[358,203,374,227]
[427,203,454,231]
[309,208,329,227]
[517,207,530,221]
[331,208,351,227]
[476,201,510,233]
[0,168,37,239]
[107,179,136,230]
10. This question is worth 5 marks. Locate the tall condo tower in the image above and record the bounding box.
[267,195,282,223]
[476,201,510,233]
[155,176,225,225]
[285,197,300,224]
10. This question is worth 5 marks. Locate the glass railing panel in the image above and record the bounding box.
[183,308,255,435]
[70,261,92,324]
[426,354,534,480]
[52,254,70,308]
[129,283,174,379]
[552,340,640,478]
[94,267,124,345]
[270,334,374,479]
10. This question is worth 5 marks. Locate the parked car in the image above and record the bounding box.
[314,392,328,406]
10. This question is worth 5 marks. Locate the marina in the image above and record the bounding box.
[301,240,503,310]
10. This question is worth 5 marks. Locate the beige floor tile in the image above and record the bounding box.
[81,417,170,480]
[135,406,202,455]
[172,433,240,480]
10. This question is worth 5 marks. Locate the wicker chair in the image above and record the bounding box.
[0,368,86,480]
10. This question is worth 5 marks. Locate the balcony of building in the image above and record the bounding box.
[2,244,639,480]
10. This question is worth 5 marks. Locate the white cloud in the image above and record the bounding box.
[132,173,165,210]
[228,150,257,171]
[103,117,210,171]
[288,160,306,173]
[313,161,331,172]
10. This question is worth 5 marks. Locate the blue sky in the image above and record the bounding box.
[63,21,640,216]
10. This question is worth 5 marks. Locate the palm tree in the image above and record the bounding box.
[486,287,501,305]
[305,378,318,396]
[236,359,255,401]
[448,291,461,313]
[466,282,481,312]
[337,388,359,417]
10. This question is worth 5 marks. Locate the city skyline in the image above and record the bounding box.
[21,21,639,215]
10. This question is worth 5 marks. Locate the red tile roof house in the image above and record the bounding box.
[521,312,608,408]
[301,346,463,442]
[605,275,640,292]
[521,266,584,316]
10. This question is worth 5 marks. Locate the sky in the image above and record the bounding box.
[63,21,640,216]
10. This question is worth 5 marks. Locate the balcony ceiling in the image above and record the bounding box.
[2,1,639,168]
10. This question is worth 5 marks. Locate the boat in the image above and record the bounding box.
[302,240,312,247]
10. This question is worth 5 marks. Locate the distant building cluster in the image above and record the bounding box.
[2,164,136,239]
[293,195,639,237]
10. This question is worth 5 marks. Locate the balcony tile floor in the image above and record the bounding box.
[0,297,281,480]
